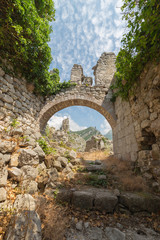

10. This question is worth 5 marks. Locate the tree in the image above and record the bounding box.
[112,0,160,99]
[0,0,72,95]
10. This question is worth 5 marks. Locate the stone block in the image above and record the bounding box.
[53,160,62,171]
[94,191,118,213]
[72,191,94,209]
[57,189,72,203]
[9,153,19,167]
[0,139,16,153]
[0,167,8,187]
[14,194,36,211]
[18,149,39,167]
[57,156,68,167]
[0,188,7,202]
[119,192,160,213]
[8,167,23,181]
[4,210,41,240]
[152,144,160,160]
[21,165,38,180]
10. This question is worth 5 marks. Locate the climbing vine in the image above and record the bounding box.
[111,0,160,100]
[0,0,73,95]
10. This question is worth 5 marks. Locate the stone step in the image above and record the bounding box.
[56,187,160,214]
[85,164,104,172]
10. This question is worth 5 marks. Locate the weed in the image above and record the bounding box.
[86,174,107,187]
[10,119,20,128]
[37,137,56,155]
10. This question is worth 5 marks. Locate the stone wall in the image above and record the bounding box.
[85,135,112,152]
[1,54,159,183]
[92,52,116,87]
[0,67,44,136]
[113,62,160,181]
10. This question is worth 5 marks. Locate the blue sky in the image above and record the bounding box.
[48,0,124,134]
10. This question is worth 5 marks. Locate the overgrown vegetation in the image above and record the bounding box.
[37,137,56,155]
[0,0,73,95]
[111,0,160,100]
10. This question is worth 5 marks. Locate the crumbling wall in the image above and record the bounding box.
[0,67,44,136]
[113,62,160,182]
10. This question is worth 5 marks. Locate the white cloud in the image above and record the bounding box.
[100,119,111,134]
[48,115,87,132]
[49,0,124,81]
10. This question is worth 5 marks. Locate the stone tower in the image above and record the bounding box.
[70,64,83,85]
[70,64,93,86]
[61,118,69,132]
[92,52,116,87]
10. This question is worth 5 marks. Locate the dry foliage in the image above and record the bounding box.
[36,196,69,240]
[103,155,148,192]
[77,150,110,161]
[76,154,148,192]
[120,175,147,192]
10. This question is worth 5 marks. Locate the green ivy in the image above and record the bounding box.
[111,0,160,100]
[0,0,73,95]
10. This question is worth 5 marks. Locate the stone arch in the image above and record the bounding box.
[38,93,116,133]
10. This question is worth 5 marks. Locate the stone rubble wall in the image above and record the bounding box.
[85,135,112,152]
[113,62,160,182]
[0,67,44,136]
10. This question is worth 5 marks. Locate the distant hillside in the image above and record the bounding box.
[71,127,101,141]
[104,130,112,140]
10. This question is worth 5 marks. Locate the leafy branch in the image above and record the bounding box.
[111,0,160,100]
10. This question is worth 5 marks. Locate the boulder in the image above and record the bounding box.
[34,145,45,162]
[48,168,59,182]
[26,136,37,147]
[119,192,160,213]
[37,174,49,190]
[44,155,54,168]
[68,150,77,160]
[4,210,42,240]
[105,227,125,240]
[0,139,15,153]
[0,153,10,166]
[18,149,39,167]
[11,127,23,136]
[53,160,62,171]
[0,167,8,187]
[62,166,72,175]
[22,180,38,194]
[21,165,38,180]
[66,171,74,179]
[14,194,36,211]
[0,188,6,202]
[37,162,46,173]
[70,158,81,165]
[94,191,118,213]
[57,156,68,167]
[9,153,19,167]
[76,221,83,231]
[86,227,103,240]
[8,167,23,181]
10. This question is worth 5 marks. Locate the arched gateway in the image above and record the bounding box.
[38,52,117,133]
